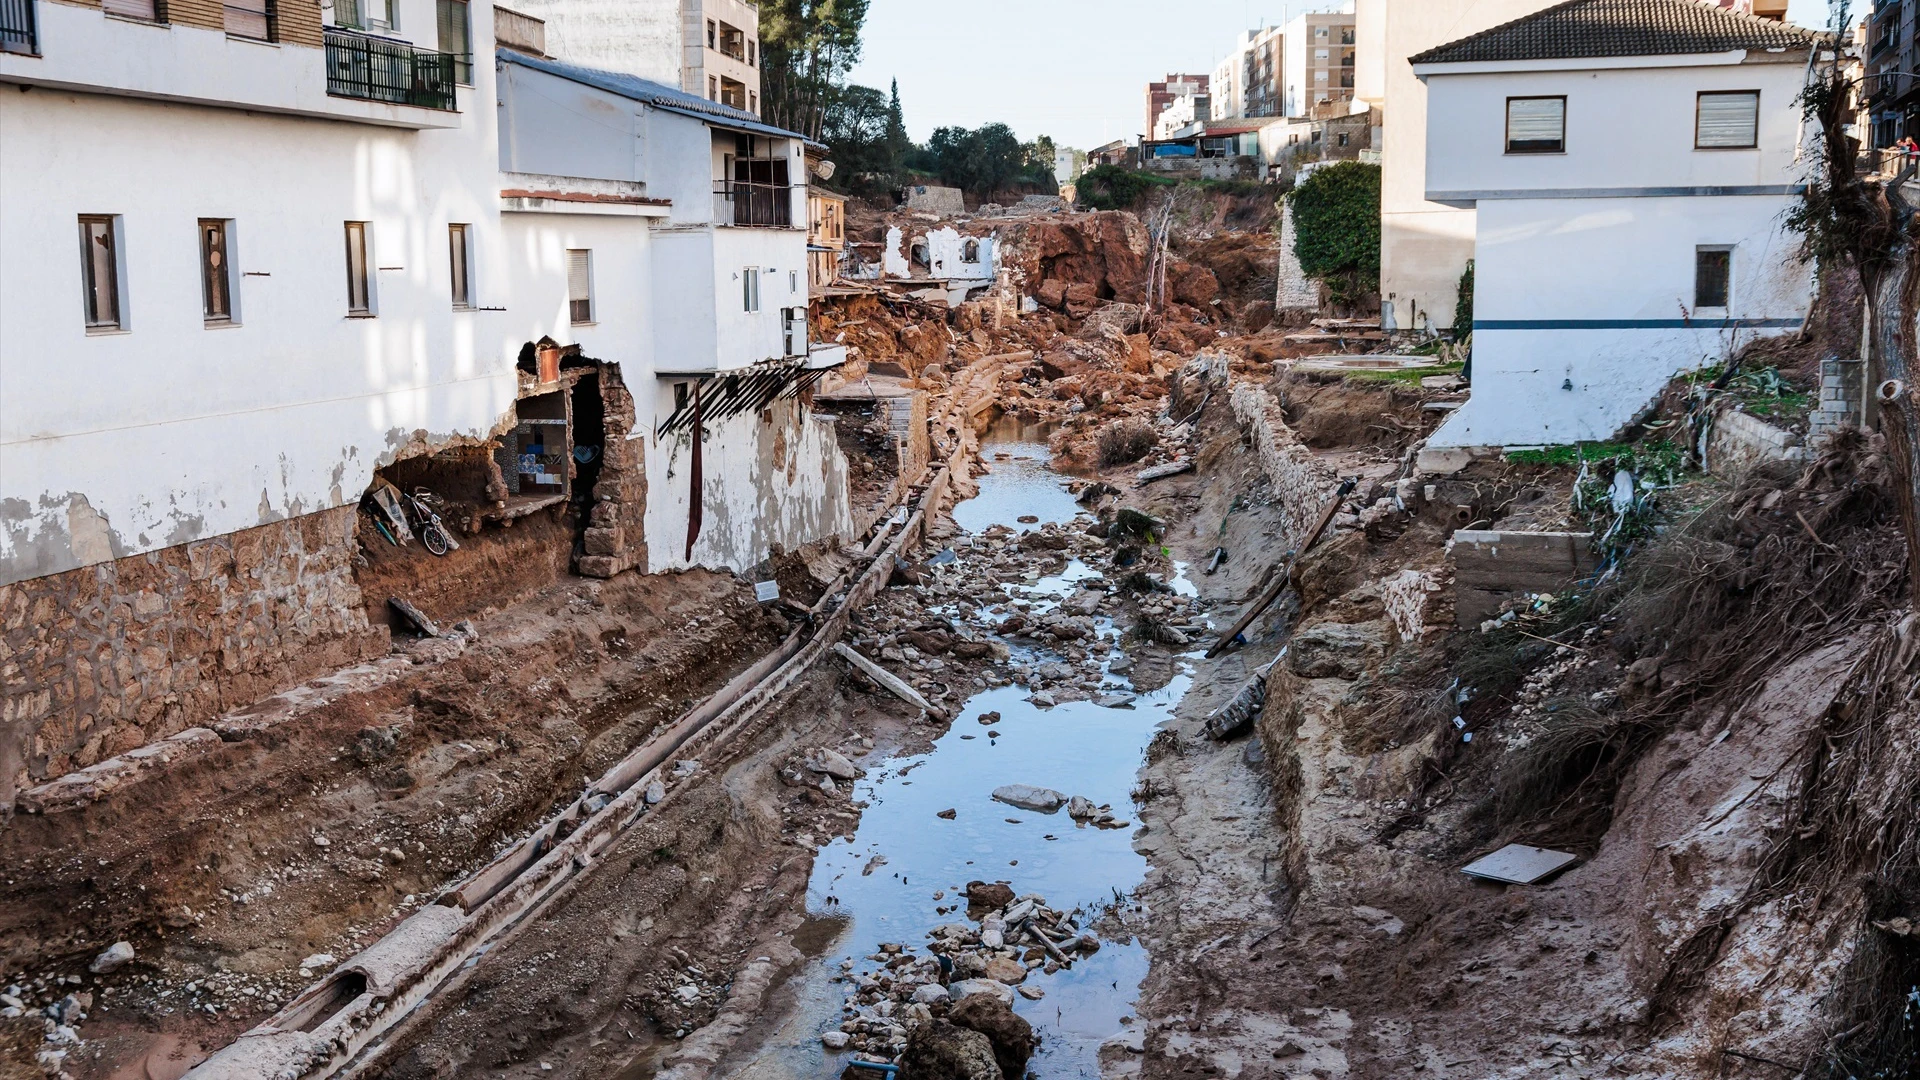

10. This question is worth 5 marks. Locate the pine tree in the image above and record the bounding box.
[884,79,911,173]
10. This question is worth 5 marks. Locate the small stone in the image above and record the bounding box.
[937,808,957,820]
[90,942,135,975]
[1016,984,1045,1000]
[1067,795,1098,821]
[991,785,1065,813]
[912,983,950,1005]
[948,978,1015,1006]
[810,749,862,781]
[645,781,666,805]
[821,1030,851,1049]
[977,711,1001,726]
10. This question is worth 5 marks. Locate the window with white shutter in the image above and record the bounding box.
[1696,91,1759,150]
[567,249,593,324]
[1506,96,1565,154]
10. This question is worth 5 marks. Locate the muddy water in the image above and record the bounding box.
[720,442,1195,1079]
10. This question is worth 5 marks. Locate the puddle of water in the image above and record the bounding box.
[719,445,1193,1079]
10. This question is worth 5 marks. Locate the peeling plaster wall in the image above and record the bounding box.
[0,73,523,588]
[643,396,853,574]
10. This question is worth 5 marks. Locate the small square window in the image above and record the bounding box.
[1506,96,1566,154]
[449,223,472,309]
[567,248,593,324]
[1696,90,1760,150]
[1695,247,1732,309]
[78,215,124,331]
[200,218,235,323]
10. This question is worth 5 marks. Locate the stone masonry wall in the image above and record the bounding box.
[1,506,388,808]
[578,364,649,579]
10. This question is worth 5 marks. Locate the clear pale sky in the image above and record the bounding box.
[844,0,1843,151]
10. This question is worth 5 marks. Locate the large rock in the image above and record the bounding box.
[966,881,1015,910]
[991,785,1066,813]
[949,995,1037,1079]
[1287,622,1387,680]
[983,956,1028,984]
[901,1021,1003,1080]
[89,942,134,974]
[948,979,1015,1006]
[809,749,862,781]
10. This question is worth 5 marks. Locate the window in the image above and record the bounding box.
[103,0,161,22]
[334,0,361,27]
[749,90,758,114]
[709,75,718,100]
[437,0,472,83]
[223,0,272,39]
[448,223,472,309]
[748,38,755,66]
[743,266,760,313]
[706,18,715,48]
[1695,247,1732,308]
[199,219,235,323]
[78,215,123,331]
[567,248,593,323]
[1697,90,1760,149]
[344,221,372,315]
[1506,96,1566,153]
[1315,25,1327,37]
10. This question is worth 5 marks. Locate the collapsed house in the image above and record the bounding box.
[0,4,851,808]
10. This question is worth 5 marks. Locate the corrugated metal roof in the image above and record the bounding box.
[498,49,821,146]
[1411,0,1818,65]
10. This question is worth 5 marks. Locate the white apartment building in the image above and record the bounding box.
[1212,25,1285,120]
[0,0,847,803]
[504,0,763,114]
[1283,7,1357,118]
[495,49,849,572]
[1416,0,1819,450]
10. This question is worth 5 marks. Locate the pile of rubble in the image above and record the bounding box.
[826,881,1097,1060]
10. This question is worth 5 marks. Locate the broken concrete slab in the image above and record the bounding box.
[1448,531,1599,624]
[1460,843,1580,886]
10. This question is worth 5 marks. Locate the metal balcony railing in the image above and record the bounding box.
[714,181,792,227]
[1,0,36,55]
[324,28,458,111]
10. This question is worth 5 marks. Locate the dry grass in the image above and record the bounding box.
[1096,420,1157,467]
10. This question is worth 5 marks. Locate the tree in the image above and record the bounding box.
[820,83,895,186]
[759,0,869,142]
[1288,161,1381,305]
[922,123,1031,198]
[884,79,912,167]
[1790,0,1920,603]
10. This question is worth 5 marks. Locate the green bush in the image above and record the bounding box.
[1074,164,1176,211]
[1288,161,1381,304]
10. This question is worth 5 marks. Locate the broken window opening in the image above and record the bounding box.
[1695,246,1733,309]
[717,75,747,111]
[719,134,791,226]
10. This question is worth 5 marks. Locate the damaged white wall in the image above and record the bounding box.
[0,46,521,587]
[643,394,853,573]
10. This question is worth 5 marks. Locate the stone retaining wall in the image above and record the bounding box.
[1230,383,1342,548]
[2,506,388,808]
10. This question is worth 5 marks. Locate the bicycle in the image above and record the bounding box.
[400,488,456,557]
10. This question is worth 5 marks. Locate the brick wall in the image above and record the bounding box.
[278,0,325,47]
[1809,355,1865,444]
[578,365,650,579]
[1704,407,1809,477]
[1,506,388,808]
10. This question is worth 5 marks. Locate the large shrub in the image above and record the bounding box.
[1074,165,1175,211]
[1288,161,1381,303]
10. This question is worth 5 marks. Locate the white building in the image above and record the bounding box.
[1416,0,1819,451]
[1282,6,1357,118]
[1212,25,1286,121]
[496,49,851,571]
[503,0,763,113]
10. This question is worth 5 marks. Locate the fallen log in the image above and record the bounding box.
[1204,478,1356,659]
[834,642,947,719]
[1134,461,1195,487]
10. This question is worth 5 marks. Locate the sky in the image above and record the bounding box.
[844,0,1844,151]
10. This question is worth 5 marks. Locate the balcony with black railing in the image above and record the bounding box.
[324,27,458,111]
[714,180,793,227]
[1,0,36,55]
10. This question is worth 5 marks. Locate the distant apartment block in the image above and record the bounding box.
[1283,8,1357,118]
[1868,0,1918,146]
[1213,26,1285,120]
[504,0,762,114]
[1146,73,1210,139]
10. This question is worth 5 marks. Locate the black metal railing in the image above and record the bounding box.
[715,181,792,227]
[1,0,36,55]
[324,28,458,111]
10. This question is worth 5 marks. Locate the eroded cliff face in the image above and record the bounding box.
[1126,373,1916,1079]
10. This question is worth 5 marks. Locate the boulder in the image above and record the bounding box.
[89,942,135,975]
[991,785,1066,813]
[948,979,1015,1006]
[1287,622,1388,680]
[901,1021,1003,1080]
[949,994,1037,1079]
[983,956,1028,984]
[809,749,862,782]
[965,881,1015,909]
